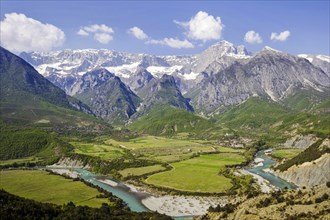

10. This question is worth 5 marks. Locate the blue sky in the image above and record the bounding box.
[1,1,329,55]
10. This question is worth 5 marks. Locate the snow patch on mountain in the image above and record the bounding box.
[105,62,140,78]
[298,54,314,63]
[146,65,183,77]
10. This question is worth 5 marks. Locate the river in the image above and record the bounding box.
[246,149,296,190]
[74,168,149,212]
[46,150,295,218]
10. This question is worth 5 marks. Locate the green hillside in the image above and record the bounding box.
[214,97,330,143]
[129,105,213,136]
[0,47,108,129]
[0,122,72,164]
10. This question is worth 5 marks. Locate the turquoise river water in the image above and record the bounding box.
[52,150,295,219]
[247,150,297,189]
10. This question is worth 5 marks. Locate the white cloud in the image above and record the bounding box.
[0,13,65,53]
[175,11,223,42]
[82,24,113,33]
[244,30,263,44]
[77,24,114,44]
[77,29,89,36]
[270,30,290,41]
[128,26,193,49]
[128,26,148,40]
[148,38,194,49]
[94,33,112,44]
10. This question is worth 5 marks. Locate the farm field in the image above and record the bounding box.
[70,142,124,161]
[145,153,246,193]
[0,170,111,208]
[119,164,167,178]
[271,148,303,160]
[0,156,41,165]
[91,135,224,162]
[104,135,207,149]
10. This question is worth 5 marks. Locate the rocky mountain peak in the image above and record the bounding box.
[261,46,282,54]
[206,40,250,57]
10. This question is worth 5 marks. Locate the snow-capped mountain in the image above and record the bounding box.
[191,46,330,112]
[20,49,194,93]
[19,41,330,119]
[193,40,251,74]
[19,40,251,94]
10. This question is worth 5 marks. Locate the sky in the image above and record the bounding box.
[0,1,329,56]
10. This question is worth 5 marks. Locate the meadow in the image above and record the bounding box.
[72,135,243,164]
[119,164,167,178]
[0,170,111,208]
[104,135,207,149]
[271,148,303,160]
[70,142,124,161]
[145,153,246,193]
[0,156,41,165]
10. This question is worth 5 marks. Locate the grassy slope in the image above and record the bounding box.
[0,95,105,128]
[0,170,110,208]
[146,153,246,193]
[215,97,330,144]
[129,105,214,137]
[282,89,329,112]
[271,149,303,160]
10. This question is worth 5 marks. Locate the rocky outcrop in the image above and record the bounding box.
[48,157,90,169]
[276,153,330,187]
[280,135,319,149]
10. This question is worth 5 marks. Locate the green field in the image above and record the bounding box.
[104,135,206,149]
[71,142,124,161]
[271,148,303,160]
[146,153,246,193]
[119,164,167,178]
[0,157,41,165]
[0,170,110,207]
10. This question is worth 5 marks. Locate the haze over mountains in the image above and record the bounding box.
[18,40,330,124]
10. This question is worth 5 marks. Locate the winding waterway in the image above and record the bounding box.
[74,168,149,212]
[246,150,297,189]
[46,150,295,218]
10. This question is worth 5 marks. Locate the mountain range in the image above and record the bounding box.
[18,40,330,125]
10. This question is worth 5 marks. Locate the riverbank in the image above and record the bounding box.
[239,169,274,193]
[47,168,79,178]
[244,150,296,190]
[45,167,229,217]
[142,195,227,217]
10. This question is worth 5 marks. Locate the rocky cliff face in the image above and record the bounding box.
[276,139,330,187]
[277,153,330,187]
[191,47,330,112]
[298,54,330,77]
[121,65,154,93]
[280,135,320,149]
[69,69,141,124]
[134,74,193,118]
[193,40,251,74]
